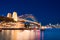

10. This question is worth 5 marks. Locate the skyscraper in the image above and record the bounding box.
[12,12,18,21]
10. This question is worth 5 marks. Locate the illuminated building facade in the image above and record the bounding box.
[0,12,41,40]
[12,12,18,21]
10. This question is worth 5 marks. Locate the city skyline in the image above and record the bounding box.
[0,11,59,26]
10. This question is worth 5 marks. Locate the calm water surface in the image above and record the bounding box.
[44,28,60,40]
[0,28,60,40]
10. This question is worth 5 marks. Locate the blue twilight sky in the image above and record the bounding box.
[0,0,60,25]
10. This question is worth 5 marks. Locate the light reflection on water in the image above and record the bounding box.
[0,30,40,40]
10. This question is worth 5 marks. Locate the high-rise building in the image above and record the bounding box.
[7,13,12,18]
[12,12,18,21]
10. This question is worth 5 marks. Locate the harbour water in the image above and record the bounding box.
[44,28,60,40]
[0,28,60,40]
[0,30,40,40]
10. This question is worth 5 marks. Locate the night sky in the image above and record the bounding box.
[0,0,60,25]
